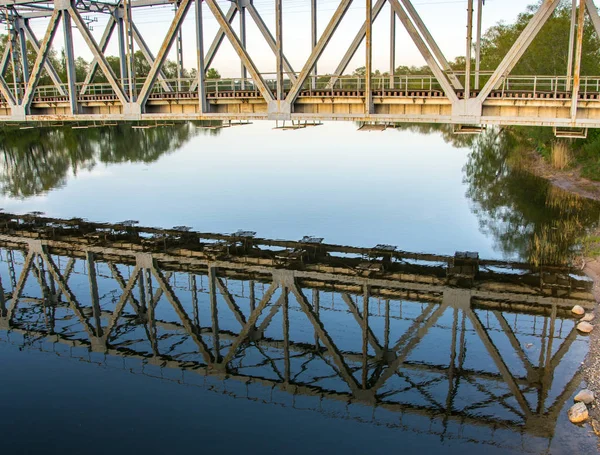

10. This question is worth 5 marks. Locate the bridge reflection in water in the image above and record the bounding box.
[0,213,593,452]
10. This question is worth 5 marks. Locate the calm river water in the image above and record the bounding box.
[0,121,598,454]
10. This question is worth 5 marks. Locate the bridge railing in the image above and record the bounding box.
[16,74,600,105]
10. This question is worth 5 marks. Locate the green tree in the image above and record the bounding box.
[479,1,600,75]
[206,68,221,79]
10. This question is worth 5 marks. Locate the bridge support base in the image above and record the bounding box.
[267,100,292,121]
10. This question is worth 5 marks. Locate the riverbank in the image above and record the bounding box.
[523,149,600,201]
[524,148,600,432]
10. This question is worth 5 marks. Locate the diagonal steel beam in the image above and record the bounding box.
[137,0,192,108]
[286,0,354,104]
[326,0,386,89]
[373,302,447,390]
[102,265,140,341]
[246,2,296,83]
[80,16,116,96]
[107,262,142,314]
[131,21,172,93]
[399,0,463,89]
[586,0,600,37]
[204,0,274,103]
[0,74,16,106]
[7,250,34,321]
[39,248,96,338]
[466,308,531,417]
[21,9,61,111]
[389,0,458,103]
[216,277,247,327]
[220,282,279,366]
[290,281,361,394]
[69,6,130,106]
[205,3,236,70]
[0,44,10,77]
[341,294,382,356]
[22,19,66,97]
[190,2,298,92]
[189,3,237,93]
[151,265,213,364]
[476,0,560,102]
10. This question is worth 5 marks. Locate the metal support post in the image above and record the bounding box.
[117,15,128,83]
[475,0,483,90]
[80,16,116,95]
[8,23,19,103]
[465,0,474,100]
[567,0,577,91]
[17,23,29,84]
[123,0,136,100]
[62,10,78,115]
[239,2,247,89]
[365,0,373,113]
[276,0,284,101]
[390,5,396,89]
[176,30,184,91]
[311,0,317,89]
[195,0,208,113]
[571,0,586,120]
[176,3,184,92]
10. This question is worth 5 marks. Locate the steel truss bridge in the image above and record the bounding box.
[0,0,599,131]
[0,212,594,450]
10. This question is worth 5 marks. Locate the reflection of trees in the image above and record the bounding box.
[0,122,217,198]
[463,129,600,265]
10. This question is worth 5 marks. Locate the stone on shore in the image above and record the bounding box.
[572,305,585,315]
[577,321,594,333]
[575,389,595,404]
[583,313,595,322]
[568,402,589,424]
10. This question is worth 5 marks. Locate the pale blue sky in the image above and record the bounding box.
[26,0,535,77]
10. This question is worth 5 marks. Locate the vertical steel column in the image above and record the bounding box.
[208,266,220,362]
[124,0,136,100]
[239,2,247,89]
[465,0,474,100]
[195,0,208,113]
[8,21,19,102]
[62,10,78,115]
[390,5,396,89]
[17,23,29,84]
[365,0,373,113]
[117,15,128,84]
[282,286,290,383]
[571,0,586,120]
[361,286,369,389]
[567,0,577,91]
[311,0,317,89]
[474,0,483,90]
[276,0,284,100]
[176,2,184,92]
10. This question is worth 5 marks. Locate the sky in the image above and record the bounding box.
[24,0,535,79]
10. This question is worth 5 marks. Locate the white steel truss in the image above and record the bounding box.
[0,0,598,128]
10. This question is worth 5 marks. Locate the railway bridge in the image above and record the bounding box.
[0,212,594,449]
[0,0,600,132]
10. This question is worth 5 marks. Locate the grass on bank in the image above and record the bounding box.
[511,126,600,181]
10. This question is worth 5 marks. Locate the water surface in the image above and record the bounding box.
[0,122,598,454]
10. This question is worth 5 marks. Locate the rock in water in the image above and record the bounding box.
[583,313,595,322]
[572,305,585,315]
[575,389,595,404]
[577,321,594,333]
[568,402,589,424]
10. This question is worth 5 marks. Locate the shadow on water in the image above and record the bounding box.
[397,124,600,266]
[0,121,220,198]
[0,213,596,453]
